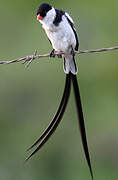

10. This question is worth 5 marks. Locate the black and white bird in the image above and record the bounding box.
[26,3,93,179]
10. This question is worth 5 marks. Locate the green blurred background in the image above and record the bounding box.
[0,0,118,179]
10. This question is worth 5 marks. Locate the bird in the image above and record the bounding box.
[26,3,93,179]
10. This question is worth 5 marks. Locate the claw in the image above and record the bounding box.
[71,47,75,56]
[50,49,55,58]
[57,54,62,59]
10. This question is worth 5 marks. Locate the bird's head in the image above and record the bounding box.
[36,3,53,21]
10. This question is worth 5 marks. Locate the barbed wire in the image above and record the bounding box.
[0,46,118,67]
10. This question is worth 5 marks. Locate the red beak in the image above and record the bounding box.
[37,14,43,21]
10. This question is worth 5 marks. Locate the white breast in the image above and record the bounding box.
[41,14,76,53]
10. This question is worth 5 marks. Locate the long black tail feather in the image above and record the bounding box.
[26,73,71,161]
[27,73,71,151]
[71,73,93,179]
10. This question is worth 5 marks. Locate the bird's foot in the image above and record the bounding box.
[57,54,62,59]
[71,47,75,56]
[50,49,55,58]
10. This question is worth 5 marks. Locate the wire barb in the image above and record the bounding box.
[0,46,118,65]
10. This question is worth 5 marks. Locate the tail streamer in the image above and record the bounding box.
[26,73,71,161]
[71,73,93,179]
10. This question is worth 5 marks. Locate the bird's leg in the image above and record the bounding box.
[50,49,62,59]
[50,49,56,58]
[57,54,62,59]
[71,47,75,56]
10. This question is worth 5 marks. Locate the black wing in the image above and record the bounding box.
[65,13,79,51]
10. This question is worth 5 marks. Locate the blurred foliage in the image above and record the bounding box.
[0,0,118,179]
